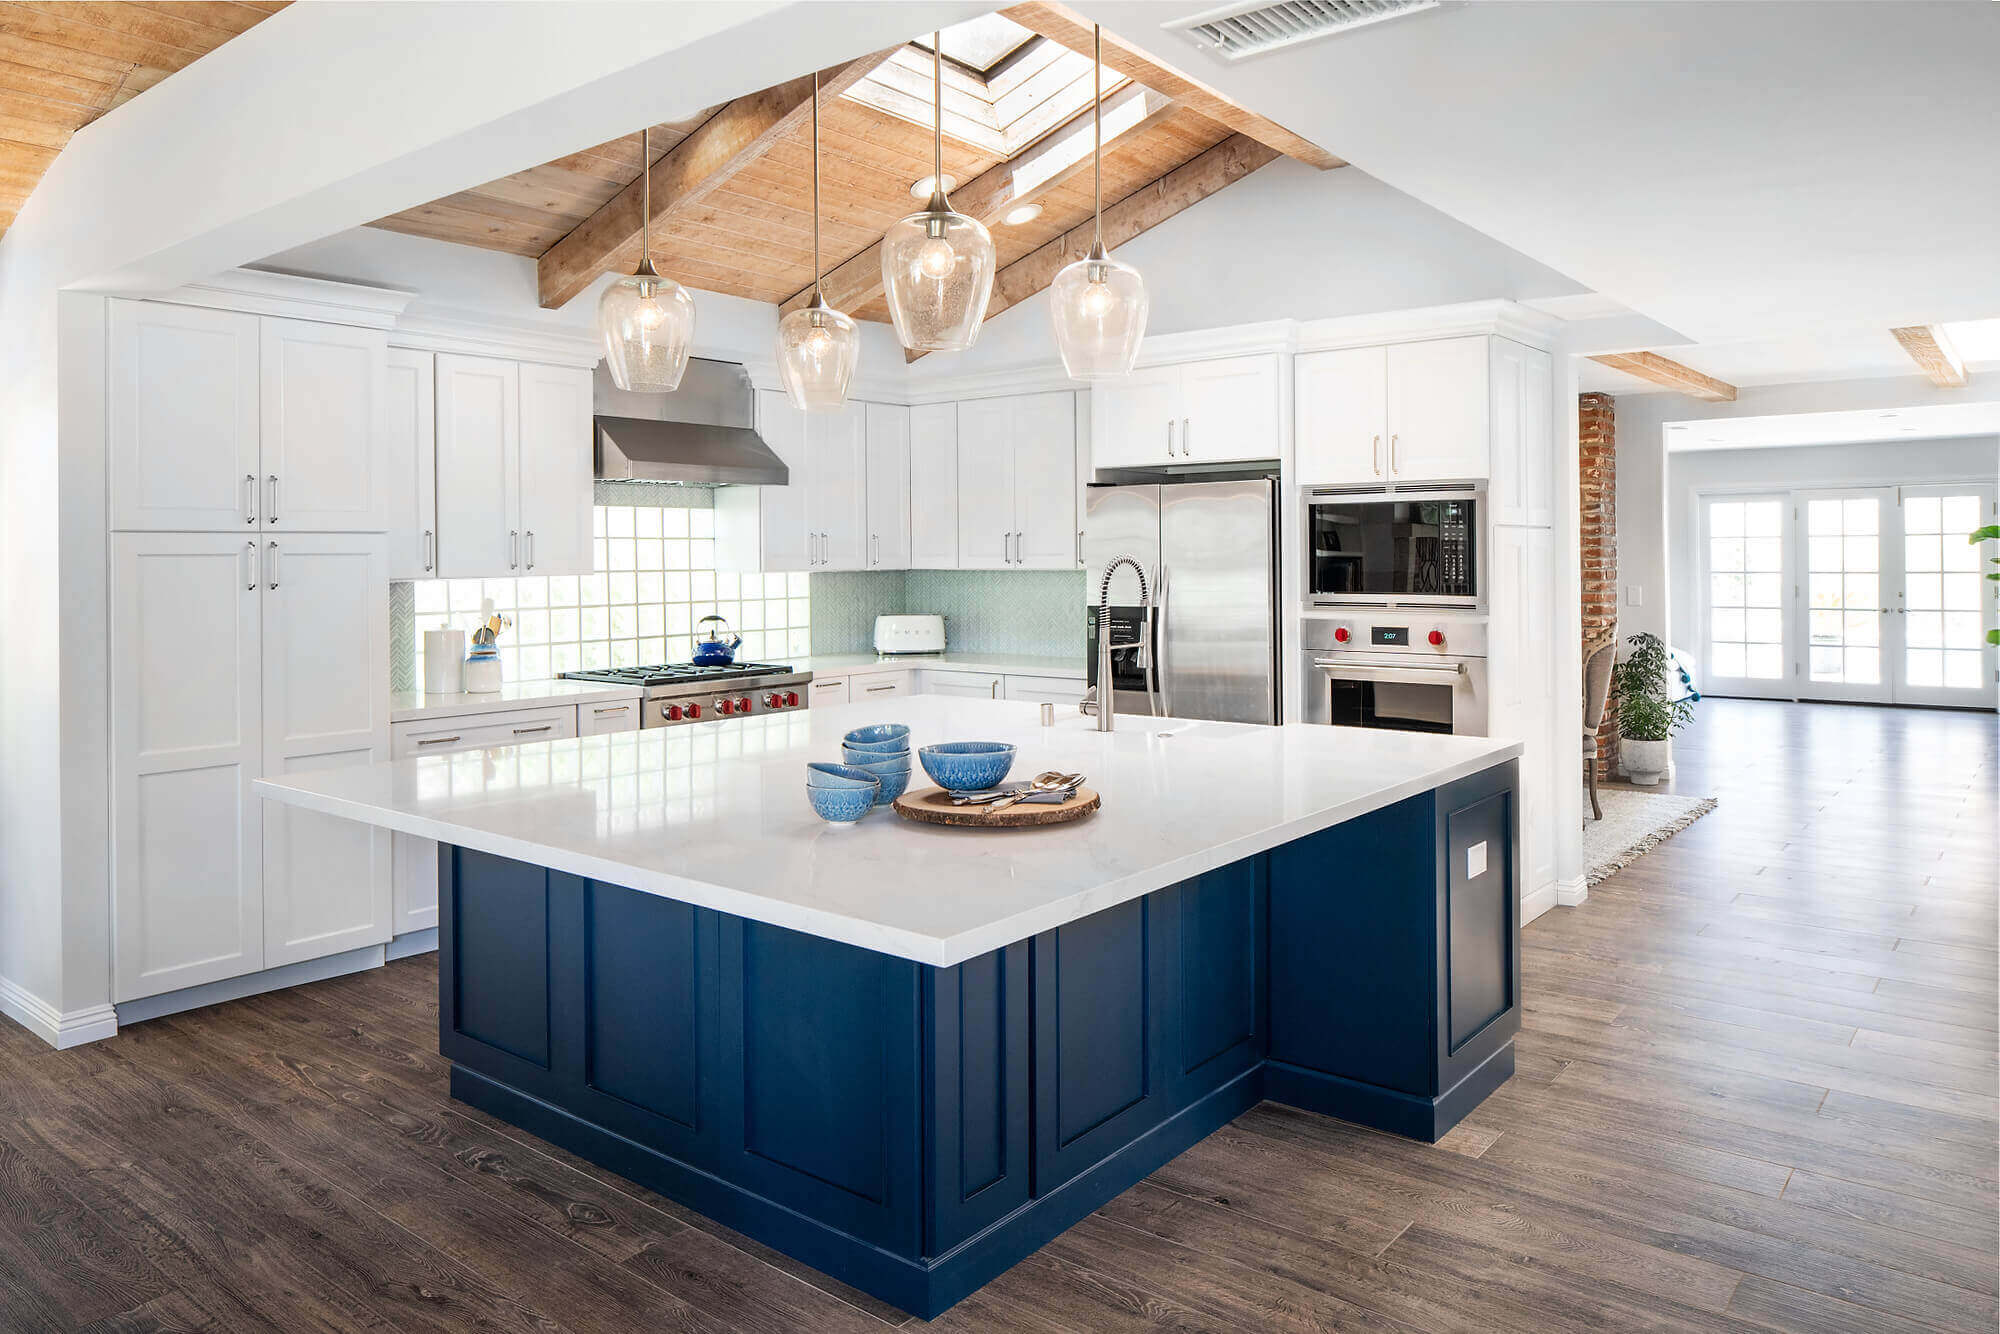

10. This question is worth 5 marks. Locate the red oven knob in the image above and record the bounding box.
[717,698,734,714]
[737,696,752,712]
[684,703,701,719]
[785,691,799,707]
[1333,626,1351,644]
[765,693,781,708]
[665,704,682,721]
[1428,629,1445,648]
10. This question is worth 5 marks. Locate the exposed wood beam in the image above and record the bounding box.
[1890,325,1967,388]
[1001,1,1342,170]
[1587,351,1736,402]
[536,48,896,310]
[909,133,1280,361]
[780,84,1177,318]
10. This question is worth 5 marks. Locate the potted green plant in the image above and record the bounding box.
[1973,524,1999,646]
[1611,631,1697,785]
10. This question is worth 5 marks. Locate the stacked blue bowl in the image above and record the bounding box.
[805,762,880,825]
[841,724,911,806]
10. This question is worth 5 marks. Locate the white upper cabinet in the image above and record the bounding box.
[434,354,520,577]
[955,392,1078,569]
[811,401,870,571]
[259,532,391,968]
[1087,355,1279,471]
[715,390,810,573]
[1295,345,1387,485]
[110,300,260,532]
[865,403,911,569]
[385,348,437,579]
[1296,336,1496,486]
[908,402,958,569]
[1487,338,1555,527]
[259,318,389,531]
[111,532,264,1001]
[1384,336,1489,483]
[517,362,594,575]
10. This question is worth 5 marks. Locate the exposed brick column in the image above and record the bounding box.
[1579,393,1619,776]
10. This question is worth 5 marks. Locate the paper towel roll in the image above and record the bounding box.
[424,630,465,694]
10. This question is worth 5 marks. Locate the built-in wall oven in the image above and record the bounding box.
[1305,485,1482,608]
[1300,614,1488,736]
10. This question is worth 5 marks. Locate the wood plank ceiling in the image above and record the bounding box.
[0,1,288,237]
[368,6,1339,327]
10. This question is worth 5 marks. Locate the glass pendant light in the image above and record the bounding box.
[879,32,996,352]
[597,126,696,392]
[1049,25,1148,380]
[777,72,860,410]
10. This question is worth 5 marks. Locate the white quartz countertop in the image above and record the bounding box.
[797,652,1085,680]
[260,697,1518,967]
[391,678,643,724]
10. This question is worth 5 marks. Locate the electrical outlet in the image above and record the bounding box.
[1625,584,1644,607]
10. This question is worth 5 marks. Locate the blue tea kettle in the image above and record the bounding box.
[692,614,743,666]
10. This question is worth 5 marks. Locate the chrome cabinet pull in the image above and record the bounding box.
[416,735,461,747]
[1076,529,1083,565]
[266,475,278,523]
[525,530,535,570]
[243,541,256,591]
[513,724,553,735]
[423,529,435,572]
[865,683,896,694]
[1371,434,1381,477]
[509,530,519,569]
[592,705,629,715]
[989,678,999,699]
[266,541,279,590]
[243,474,257,525]
[1182,416,1191,457]
[1390,433,1399,473]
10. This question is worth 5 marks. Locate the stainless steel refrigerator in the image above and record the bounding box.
[1083,478,1280,725]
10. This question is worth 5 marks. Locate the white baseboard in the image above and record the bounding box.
[0,975,120,1049]
[1521,882,1557,924]
[115,943,386,1027]
[1554,874,1590,907]
[386,928,438,961]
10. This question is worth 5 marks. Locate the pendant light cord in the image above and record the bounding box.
[932,33,943,188]
[638,126,654,274]
[1092,25,1103,247]
[811,71,823,298]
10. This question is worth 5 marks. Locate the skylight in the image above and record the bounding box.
[913,15,1039,76]
[1939,318,2000,367]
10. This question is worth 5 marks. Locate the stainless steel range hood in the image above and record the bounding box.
[593,357,788,486]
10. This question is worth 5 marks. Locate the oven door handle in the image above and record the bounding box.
[1312,660,1464,686]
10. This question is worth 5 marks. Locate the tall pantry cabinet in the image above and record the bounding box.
[107,297,393,1003]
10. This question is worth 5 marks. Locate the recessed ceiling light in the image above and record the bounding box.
[909,174,957,199]
[1001,202,1043,226]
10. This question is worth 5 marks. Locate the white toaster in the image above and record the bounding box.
[873,614,945,655]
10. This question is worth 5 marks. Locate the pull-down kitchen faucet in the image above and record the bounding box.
[1083,554,1157,731]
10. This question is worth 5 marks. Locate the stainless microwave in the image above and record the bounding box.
[1304,485,1482,608]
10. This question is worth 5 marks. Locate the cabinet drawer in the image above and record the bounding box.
[578,699,640,734]
[808,677,849,708]
[391,705,576,759]
[1003,674,1084,707]
[922,670,1003,699]
[849,671,909,700]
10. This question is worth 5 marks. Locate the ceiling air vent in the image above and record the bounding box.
[1165,0,1439,62]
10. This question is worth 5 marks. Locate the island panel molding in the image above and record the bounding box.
[433,759,1518,1319]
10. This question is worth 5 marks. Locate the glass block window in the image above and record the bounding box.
[409,504,810,687]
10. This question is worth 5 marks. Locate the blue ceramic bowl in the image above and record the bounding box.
[806,780,878,824]
[847,752,910,803]
[843,742,910,767]
[805,762,880,789]
[867,767,910,806]
[844,723,911,749]
[918,741,1016,792]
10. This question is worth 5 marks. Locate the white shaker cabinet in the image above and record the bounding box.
[809,401,869,571]
[434,354,521,577]
[259,317,390,532]
[110,533,265,1001]
[955,392,1077,570]
[1487,338,1555,528]
[715,390,810,572]
[922,670,1004,699]
[908,402,958,568]
[1295,337,1492,486]
[518,362,595,575]
[865,402,911,569]
[385,348,438,579]
[955,398,1016,569]
[1087,355,1278,471]
[1087,366,1182,470]
[260,532,392,968]
[109,301,261,532]
[1294,345,1388,484]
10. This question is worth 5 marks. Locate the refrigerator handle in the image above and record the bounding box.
[1151,564,1169,718]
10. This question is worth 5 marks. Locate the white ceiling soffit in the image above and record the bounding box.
[1573,324,2000,397]
[1071,1,2000,341]
[1664,402,2000,452]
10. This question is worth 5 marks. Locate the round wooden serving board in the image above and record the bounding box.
[893,785,1100,828]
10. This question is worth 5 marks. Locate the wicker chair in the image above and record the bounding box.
[1582,634,1618,822]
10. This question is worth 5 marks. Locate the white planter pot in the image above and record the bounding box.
[1621,737,1670,786]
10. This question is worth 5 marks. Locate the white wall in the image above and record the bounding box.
[910,161,1586,378]
[1613,372,2000,646]
[1664,436,2000,654]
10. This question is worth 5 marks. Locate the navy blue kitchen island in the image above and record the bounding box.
[432,758,1519,1319]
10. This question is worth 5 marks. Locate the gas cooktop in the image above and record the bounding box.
[564,662,798,687]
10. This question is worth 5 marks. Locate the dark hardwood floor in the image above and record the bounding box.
[1,698,1993,1333]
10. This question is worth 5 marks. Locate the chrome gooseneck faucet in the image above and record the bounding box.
[1085,554,1156,732]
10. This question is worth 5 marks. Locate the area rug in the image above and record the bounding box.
[1583,788,1719,885]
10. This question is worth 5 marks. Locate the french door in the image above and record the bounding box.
[1700,485,1996,707]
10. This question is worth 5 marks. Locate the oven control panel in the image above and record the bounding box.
[1306,615,1484,657]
